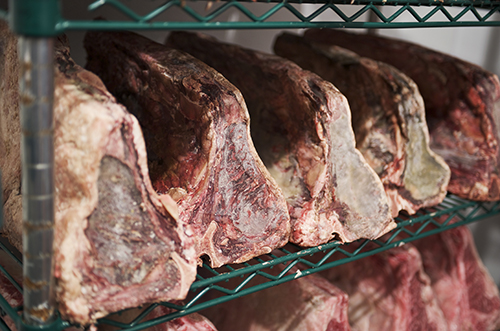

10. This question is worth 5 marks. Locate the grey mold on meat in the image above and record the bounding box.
[83,30,291,268]
[86,156,171,287]
[167,31,395,246]
[273,33,450,217]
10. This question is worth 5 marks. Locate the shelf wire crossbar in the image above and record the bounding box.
[0,194,497,330]
[46,0,500,31]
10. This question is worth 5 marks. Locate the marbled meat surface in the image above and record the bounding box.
[274,33,450,217]
[52,37,198,324]
[413,223,500,331]
[304,29,500,201]
[201,265,351,331]
[0,19,22,251]
[84,30,291,267]
[320,244,448,331]
[167,31,395,247]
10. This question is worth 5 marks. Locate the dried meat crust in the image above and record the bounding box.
[304,29,500,202]
[274,33,450,217]
[167,31,395,246]
[53,37,197,324]
[84,30,291,267]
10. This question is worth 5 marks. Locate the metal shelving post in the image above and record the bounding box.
[9,0,60,328]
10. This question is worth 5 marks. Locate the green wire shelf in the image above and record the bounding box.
[3,0,500,37]
[0,194,498,330]
[55,1,500,31]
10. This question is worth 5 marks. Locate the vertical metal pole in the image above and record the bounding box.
[19,37,56,326]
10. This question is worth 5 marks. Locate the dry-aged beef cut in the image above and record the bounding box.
[84,30,291,267]
[303,29,500,201]
[201,266,351,331]
[167,31,394,246]
[0,20,22,250]
[53,37,198,325]
[320,244,448,331]
[413,224,500,331]
[274,33,450,217]
[12,37,197,325]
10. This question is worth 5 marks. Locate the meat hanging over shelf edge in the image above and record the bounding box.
[55,36,199,325]
[273,32,451,217]
[83,30,291,267]
[303,28,500,202]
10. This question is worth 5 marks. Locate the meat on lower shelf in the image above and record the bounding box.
[83,30,291,268]
[101,304,219,331]
[303,29,500,202]
[413,222,500,331]
[200,265,351,331]
[320,243,449,331]
[273,33,451,218]
[167,31,395,246]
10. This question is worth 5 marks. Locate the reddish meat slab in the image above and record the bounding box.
[167,31,394,246]
[321,244,448,331]
[274,33,451,217]
[303,29,500,201]
[413,224,500,331]
[3,36,200,325]
[84,30,291,267]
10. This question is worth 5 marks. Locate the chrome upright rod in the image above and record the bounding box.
[19,36,56,326]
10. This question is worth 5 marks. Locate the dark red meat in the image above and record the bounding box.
[303,29,500,201]
[167,31,394,247]
[273,33,451,217]
[0,268,22,330]
[84,30,291,267]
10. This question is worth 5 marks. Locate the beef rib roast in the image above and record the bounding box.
[303,29,500,201]
[0,19,22,251]
[84,30,291,267]
[167,31,395,247]
[54,36,199,325]
[1,31,199,324]
[200,264,351,331]
[320,244,448,331]
[273,33,451,217]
